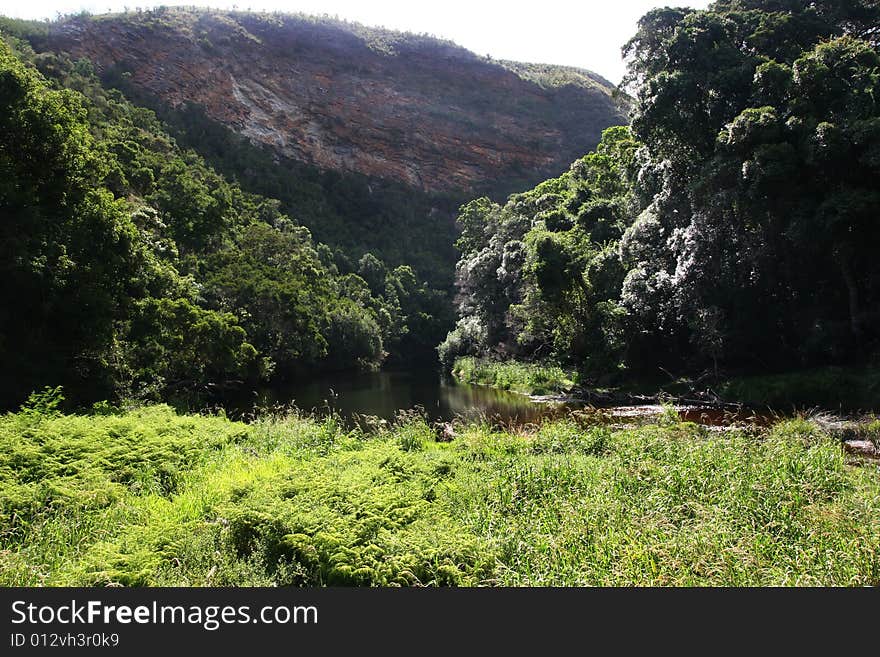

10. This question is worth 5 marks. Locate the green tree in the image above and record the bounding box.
[0,41,139,403]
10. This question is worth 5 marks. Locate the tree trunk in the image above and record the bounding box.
[838,255,863,343]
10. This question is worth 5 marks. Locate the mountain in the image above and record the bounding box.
[35,9,627,196]
[7,9,628,288]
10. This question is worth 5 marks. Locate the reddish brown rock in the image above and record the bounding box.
[44,9,628,194]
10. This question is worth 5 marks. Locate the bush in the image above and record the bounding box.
[437,317,487,370]
[451,357,575,395]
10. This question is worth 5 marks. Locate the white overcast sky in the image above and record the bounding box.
[0,1,711,83]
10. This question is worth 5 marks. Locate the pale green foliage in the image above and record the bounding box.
[4,404,879,586]
[453,357,575,395]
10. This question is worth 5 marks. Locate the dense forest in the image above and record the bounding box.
[2,0,879,411]
[0,30,452,409]
[442,0,880,390]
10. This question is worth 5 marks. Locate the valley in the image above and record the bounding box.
[1,2,879,588]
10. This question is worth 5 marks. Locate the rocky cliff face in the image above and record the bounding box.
[45,9,627,195]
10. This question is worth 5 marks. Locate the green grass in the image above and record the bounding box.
[453,357,576,396]
[2,405,879,586]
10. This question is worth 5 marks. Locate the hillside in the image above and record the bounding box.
[36,9,626,195]
[0,32,459,408]
[5,9,626,287]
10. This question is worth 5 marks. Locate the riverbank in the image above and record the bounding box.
[452,358,880,412]
[2,403,879,586]
[452,357,577,396]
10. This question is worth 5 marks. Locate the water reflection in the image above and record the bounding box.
[234,368,565,426]
[225,369,772,429]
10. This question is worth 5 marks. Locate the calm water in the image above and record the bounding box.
[230,368,568,425]
[223,368,771,429]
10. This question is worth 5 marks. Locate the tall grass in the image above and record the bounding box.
[1,405,879,586]
[453,357,576,395]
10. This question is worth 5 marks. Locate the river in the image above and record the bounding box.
[227,368,567,425]
[222,368,769,429]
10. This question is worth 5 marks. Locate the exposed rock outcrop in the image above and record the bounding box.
[44,9,628,195]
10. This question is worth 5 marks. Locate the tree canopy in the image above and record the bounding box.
[442,0,880,381]
[0,34,451,408]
